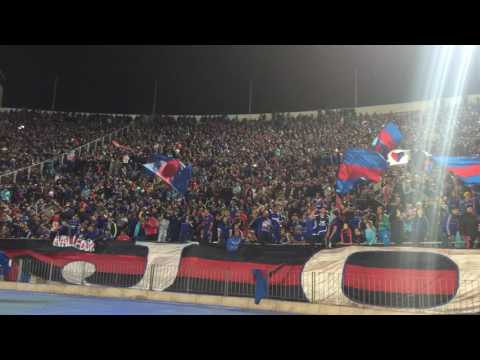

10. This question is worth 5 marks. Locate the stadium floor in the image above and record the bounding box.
[0,290,287,315]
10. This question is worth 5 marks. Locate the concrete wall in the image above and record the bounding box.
[1,93,479,121]
[355,94,480,115]
[0,107,141,119]
[0,280,419,315]
[164,94,480,120]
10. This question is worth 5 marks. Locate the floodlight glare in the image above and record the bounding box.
[413,45,477,241]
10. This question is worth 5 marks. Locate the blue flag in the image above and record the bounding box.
[226,236,242,252]
[252,269,268,305]
[0,252,11,278]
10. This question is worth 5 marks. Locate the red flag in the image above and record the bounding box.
[112,140,135,152]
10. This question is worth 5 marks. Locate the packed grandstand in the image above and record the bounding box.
[2,96,480,252]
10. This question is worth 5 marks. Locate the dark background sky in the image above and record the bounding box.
[0,45,479,115]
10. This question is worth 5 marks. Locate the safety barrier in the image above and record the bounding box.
[300,272,479,315]
[6,257,479,314]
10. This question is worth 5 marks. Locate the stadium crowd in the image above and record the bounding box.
[0,109,133,175]
[2,99,480,250]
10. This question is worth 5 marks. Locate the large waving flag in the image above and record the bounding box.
[143,154,192,194]
[372,122,403,158]
[431,156,480,185]
[336,148,388,195]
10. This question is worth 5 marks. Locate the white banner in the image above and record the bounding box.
[387,149,410,166]
[53,235,95,253]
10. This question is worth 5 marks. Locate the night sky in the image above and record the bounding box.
[0,45,479,115]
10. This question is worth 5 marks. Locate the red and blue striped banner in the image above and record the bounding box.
[336,148,388,195]
[432,156,480,185]
[372,122,403,158]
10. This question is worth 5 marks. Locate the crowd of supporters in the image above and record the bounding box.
[2,98,480,250]
[0,109,133,175]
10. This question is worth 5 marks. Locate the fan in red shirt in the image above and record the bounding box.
[116,232,131,242]
[142,211,160,242]
[237,211,249,232]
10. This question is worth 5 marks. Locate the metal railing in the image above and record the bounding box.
[300,271,480,315]
[4,257,479,314]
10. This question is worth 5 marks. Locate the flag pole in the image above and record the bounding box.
[152,80,158,115]
[354,68,358,109]
[0,69,5,108]
[51,76,59,110]
[471,185,477,216]
[248,79,253,114]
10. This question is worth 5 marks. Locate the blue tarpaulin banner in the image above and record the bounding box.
[252,269,268,305]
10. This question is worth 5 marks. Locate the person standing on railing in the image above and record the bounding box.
[16,222,31,238]
[286,214,305,244]
[210,212,222,244]
[442,207,460,247]
[157,212,169,243]
[382,181,393,206]
[68,215,81,237]
[0,222,8,238]
[56,220,71,237]
[0,188,11,203]
[411,206,429,245]
[348,210,363,243]
[325,210,342,248]
[167,209,181,243]
[142,211,160,242]
[460,192,475,216]
[376,206,391,246]
[200,208,213,245]
[95,211,109,233]
[460,205,478,249]
[304,210,315,244]
[252,210,274,245]
[179,214,193,243]
[310,207,329,246]
[402,178,414,204]
[218,215,231,246]
[126,212,137,239]
[269,204,283,245]
[106,215,117,241]
[133,215,144,242]
[340,223,353,245]
[390,207,404,245]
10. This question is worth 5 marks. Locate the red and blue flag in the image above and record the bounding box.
[431,156,480,185]
[387,149,411,166]
[391,152,404,162]
[336,148,388,195]
[143,154,192,195]
[372,122,403,158]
